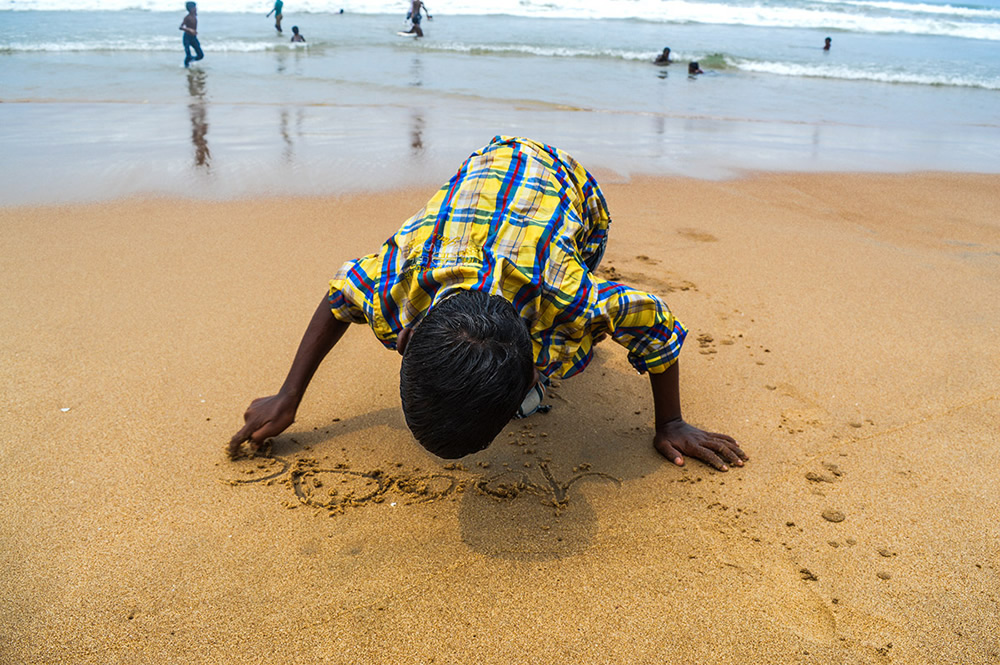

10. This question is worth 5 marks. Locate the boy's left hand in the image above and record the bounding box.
[654,418,747,471]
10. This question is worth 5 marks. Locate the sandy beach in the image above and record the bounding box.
[1,172,999,663]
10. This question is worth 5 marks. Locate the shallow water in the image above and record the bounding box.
[1,6,998,204]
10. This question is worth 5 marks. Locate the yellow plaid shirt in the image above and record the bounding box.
[328,136,686,378]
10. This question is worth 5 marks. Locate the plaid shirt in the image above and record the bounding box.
[328,136,686,378]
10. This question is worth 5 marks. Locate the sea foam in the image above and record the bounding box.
[3,0,999,44]
[734,59,1000,89]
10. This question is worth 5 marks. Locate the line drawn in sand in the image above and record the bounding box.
[476,462,621,512]
[225,456,621,516]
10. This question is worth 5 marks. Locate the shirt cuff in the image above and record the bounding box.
[626,320,687,374]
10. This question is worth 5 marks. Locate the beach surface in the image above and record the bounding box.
[2,172,999,663]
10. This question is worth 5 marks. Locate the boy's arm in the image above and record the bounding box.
[229,293,350,457]
[589,278,747,470]
[649,360,747,471]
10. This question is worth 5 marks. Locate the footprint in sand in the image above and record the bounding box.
[595,261,697,293]
[746,566,838,641]
[694,332,739,357]
[677,227,719,243]
[697,333,718,356]
[779,408,827,435]
[773,383,831,435]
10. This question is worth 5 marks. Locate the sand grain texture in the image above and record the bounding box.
[2,174,999,664]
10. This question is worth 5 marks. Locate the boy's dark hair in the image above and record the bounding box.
[400,290,534,459]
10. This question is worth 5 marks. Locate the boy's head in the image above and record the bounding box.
[399,289,534,459]
[186,2,196,12]
[292,25,300,34]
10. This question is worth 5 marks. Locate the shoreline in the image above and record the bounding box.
[3,171,999,663]
[4,93,1000,207]
[3,165,999,211]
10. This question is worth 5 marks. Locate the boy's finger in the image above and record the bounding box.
[709,432,748,460]
[654,441,685,466]
[695,447,729,471]
[252,419,285,443]
[228,421,262,457]
[730,445,749,462]
[725,441,749,462]
[227,438,244,457]
[712,440,744,466]
[709,431,738,445]
[229,422,254,446]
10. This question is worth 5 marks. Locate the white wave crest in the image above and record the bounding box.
[735,59,1000,89]
[814,0,1000,20]
[428,41,652,61]
[642,0,1000,41]
[4,0,999,41]
[2,38,280,53]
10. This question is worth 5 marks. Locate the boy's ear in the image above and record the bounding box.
[396,327,413,356]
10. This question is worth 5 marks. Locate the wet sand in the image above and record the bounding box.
[1,173,999,663]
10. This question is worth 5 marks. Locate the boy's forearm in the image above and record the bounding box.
[648,359,747,469]
[649,360,683,426]
[279,294,350,404]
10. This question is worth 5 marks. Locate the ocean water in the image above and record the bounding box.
[1,0,998,203]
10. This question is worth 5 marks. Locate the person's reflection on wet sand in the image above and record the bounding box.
[410,111,424,153]
[410,55,423,87]
[186,68,210,169]
[278,107,304,163]
[280,108,292,162]
[408,58,425,155]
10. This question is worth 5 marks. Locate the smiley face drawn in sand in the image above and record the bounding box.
[225,456,621,516]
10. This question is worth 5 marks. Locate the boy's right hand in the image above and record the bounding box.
[228,393,298,458]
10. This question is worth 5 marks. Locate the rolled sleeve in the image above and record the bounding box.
[328,256,377,325]
[598,281,687,374]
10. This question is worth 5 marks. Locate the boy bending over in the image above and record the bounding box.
[230,136,746,470]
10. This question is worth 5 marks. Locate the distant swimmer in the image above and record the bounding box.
[290,25,305,42]
[179,2,204,68]
[654,47,671,65]
[402,0,432,38]
[688,61,704,76]
[267,0,284,34]
[824,36,832,51]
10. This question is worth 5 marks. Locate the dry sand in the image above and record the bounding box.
[1,173,999,664]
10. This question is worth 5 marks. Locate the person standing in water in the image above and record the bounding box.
[654,47,672,65]
[179,2,204,68]
[290,25,305,42]
[824,37,832,51]
[267,0,284,34]
[403,0,432,38]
